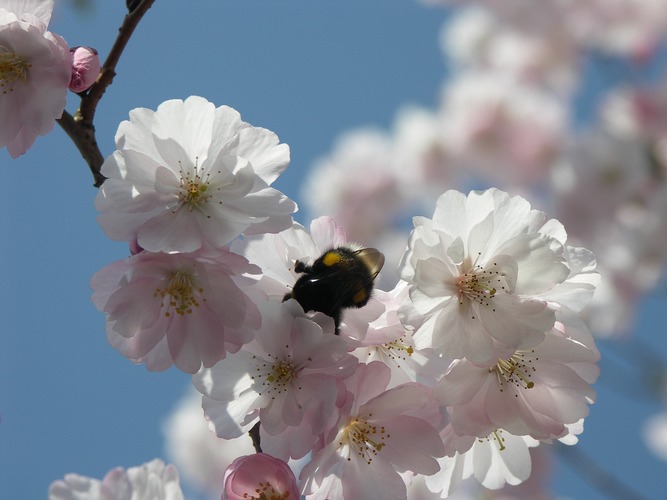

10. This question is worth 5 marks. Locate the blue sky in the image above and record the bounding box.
[1,1,666,499]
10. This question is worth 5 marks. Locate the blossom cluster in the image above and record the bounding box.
[295,7,667,475]
[0,0,100,158]
[302,1,667,341]
[63,82,601,499]
[8,0,653,497]
[92,95,297,373]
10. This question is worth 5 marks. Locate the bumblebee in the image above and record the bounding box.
[284,246,385,333]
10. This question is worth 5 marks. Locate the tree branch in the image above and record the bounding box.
[249,421,263,453]
[57,0,156,187]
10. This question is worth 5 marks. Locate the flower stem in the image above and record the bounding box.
[56,0,156,187]
[249,421,263,453]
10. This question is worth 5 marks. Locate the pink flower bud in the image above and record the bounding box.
[222,453,299,500]
[69,46,100,93]
[129,239,144,256]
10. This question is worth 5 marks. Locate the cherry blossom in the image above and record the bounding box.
[95,96,297,253]
[442,7,577,90]
[194,300,357,441]
[0,0,71,157]
[232,215,392,340]
[301,129,406,244]
[231,216,348,302]
[162,389,255,497]
[91,247,261,373]
[391,106,454,201]
[68,46,100,93]
[344,281,445,388]
[564,0,667,57]
[48,459,184,500]
[439,72,566,186]
[223,453,299,500]
[551,128,667,335]
[425,427,539,497]
[643,412,667,462]
[300,362,445,500]
[398,188,576,366]
[435,310,599,440]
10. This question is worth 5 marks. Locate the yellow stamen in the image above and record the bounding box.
[176,159,217,212]
[478,430,507,451]
[0,48,30,93]
[241,480,292,500]
[339,415,388,465]
[490,351,537,392]
[153,270,203,317]
[252,353,300,398]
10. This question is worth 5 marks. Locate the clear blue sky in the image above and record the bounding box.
[1,1,665,499]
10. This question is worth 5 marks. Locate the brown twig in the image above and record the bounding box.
[57,0,156,188]
[249,421,262,453]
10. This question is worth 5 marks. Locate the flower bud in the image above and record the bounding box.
[222,453,299,500]
[69,46,100,93]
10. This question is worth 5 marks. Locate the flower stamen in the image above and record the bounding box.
[252,354,300,397]
[478,430,506,451]
[370,336,414,368]
[177,159,213,210]
[0,47,30,93]
[340,415,388,465]
[242,480,290,500]
[154,270,203,317]
[491,351,536,392]
[457,263,505,307]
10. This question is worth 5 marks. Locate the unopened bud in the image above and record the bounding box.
[69,46,100,93]
[129,239,145,256]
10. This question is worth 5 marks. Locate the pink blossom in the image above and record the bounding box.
[69,46,100,92]
[442,7,578,90]
[302,129,407,244]
[300,362,445,500]
[223,453,299,500]
[564,0,667,56]
[426,426,539,496]
[551,127,667,335]
[231,216,348,302]
[163,389,255,497]
[49,458,184,500]
[91,247,261,373]
[344,281,445,388]
[391,106,455,200]
[194,300,357,442]
[0,0,71,157]
[435,310,599,440]
[439,72,566,186]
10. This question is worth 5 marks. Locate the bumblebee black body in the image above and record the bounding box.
[284,246,384,333]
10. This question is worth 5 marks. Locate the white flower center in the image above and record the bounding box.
[339,415,388,465]
[0,47,30,93]
[491,351,536,391]
[252,354,301,397]
[456,262,506,307]
[177,160,215,211]
[153,270,204,317]
[372,336,414,367]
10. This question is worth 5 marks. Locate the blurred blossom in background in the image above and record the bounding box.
[3,1,667,499]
